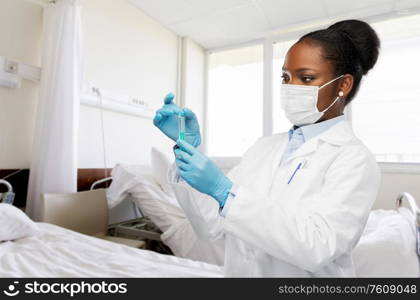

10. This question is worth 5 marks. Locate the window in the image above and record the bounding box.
[207,45,263,157]
[352,14,420,163]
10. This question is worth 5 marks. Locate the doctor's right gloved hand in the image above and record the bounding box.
[153,93,202,147]
[174,139,233,207]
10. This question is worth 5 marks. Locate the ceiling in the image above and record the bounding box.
[129,0,420,50]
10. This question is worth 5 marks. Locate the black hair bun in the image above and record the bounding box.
[328,20,380,75]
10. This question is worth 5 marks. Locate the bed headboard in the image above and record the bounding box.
[0,168,113,208]
[77,169,113,191]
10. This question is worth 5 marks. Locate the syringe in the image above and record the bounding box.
[178,110,186,141]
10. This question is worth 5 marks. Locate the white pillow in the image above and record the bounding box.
[107,164,152,209]
[150,147,179,207]
[129,175,185,232]
[107,163,184,231]
[0,204,40,241]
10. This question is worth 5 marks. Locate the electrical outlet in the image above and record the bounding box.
[5,60,18,74]
[131,98,147,106]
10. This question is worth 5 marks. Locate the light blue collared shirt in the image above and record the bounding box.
[281,115,346,163]
[219,115,346,217]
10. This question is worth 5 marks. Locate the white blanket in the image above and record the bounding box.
[0,223,223,278]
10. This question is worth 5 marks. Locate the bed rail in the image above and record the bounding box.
[90,177,113,190]
[0,179,15,204]
[396,192,420,256]
[0,179,13,193]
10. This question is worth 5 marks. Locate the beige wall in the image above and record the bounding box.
[0,0,43,168]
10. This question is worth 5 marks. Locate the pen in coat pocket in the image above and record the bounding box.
[287,159,307,184]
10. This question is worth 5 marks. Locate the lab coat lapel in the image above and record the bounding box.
[318,120,355,145]
[282,120,354,164]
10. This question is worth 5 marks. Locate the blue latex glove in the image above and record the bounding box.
[174,139,233,207]
[153,93,201,147]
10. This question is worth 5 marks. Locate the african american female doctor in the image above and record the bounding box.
[153,19,381,277]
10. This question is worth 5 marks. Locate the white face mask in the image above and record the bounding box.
[280,75,344,126]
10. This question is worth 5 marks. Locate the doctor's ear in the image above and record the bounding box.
[339,74,353,99]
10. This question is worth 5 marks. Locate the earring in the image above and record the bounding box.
[338,91,344,97]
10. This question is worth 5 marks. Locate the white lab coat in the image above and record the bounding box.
[169,120,381,277]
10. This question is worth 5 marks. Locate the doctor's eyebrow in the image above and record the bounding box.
[282,67,318,73]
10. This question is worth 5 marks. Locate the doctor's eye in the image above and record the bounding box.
[281,73,290,83]
[301,75,315,83]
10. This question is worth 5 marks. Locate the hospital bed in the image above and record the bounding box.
[104,162,420,277]
[0,176,220,277]
[0,185,418,278]
[2,159,417,278]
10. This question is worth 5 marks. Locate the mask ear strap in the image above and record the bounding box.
[319,74,344,90]
[320,96,342,113]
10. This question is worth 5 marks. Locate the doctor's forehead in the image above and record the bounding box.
[282,41,331,73]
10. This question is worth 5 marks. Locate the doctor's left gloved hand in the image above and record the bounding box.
[174,139,233,207]
[153,93,202,147]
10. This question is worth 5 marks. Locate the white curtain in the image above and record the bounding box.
[26,0,83,221]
